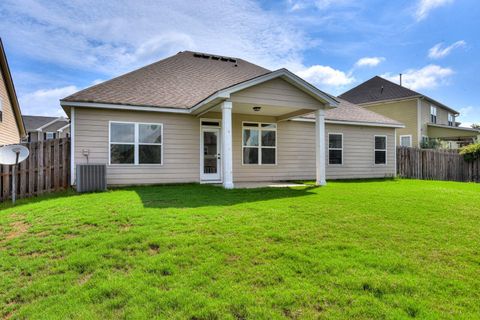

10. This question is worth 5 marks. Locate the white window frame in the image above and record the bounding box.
[241,121,277,165]
[430,105,437,124]
[399,134,412,147]
[374,135,387,165]
[328,133,343,165]
[109,121,163,166]
[448,113,454,126]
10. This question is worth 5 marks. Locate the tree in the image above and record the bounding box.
[472,123,480,129]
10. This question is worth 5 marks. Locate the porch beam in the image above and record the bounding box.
[315,109,326,186]
[276,109,314,122]
[221,101,234,189]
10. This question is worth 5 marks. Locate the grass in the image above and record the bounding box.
[0,179,479,319]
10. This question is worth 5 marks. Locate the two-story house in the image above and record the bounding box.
[340,76,479,148]
[0,38,25,145]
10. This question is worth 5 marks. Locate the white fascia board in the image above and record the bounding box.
[190,69,339,113]
[60,101,191,114]
[292,117,405,128]
[37,117,61,131]
[57,123,71,132]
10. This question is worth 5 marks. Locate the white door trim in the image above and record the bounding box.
[200,126,222,182]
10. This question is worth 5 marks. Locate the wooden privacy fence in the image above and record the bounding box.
[0,138,70,202]
[397,146,480,182]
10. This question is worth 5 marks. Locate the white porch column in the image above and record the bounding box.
[315,109,326,186]
[221,100,234,189]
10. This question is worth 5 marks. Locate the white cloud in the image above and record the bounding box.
[288,0,355,11]
[354,57,385,68]
[459,106,474,117]
[428,40,466,59]
[296,65,354,87]
[0,0,309,75]
[19,86,79,116]
[415,0,454,21]
[382,64,454,90]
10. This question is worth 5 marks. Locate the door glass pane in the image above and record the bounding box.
[203,131,218,174]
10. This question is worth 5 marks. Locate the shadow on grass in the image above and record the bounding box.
[129,183,319,209]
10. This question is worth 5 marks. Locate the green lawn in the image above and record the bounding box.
[1,180,479,319]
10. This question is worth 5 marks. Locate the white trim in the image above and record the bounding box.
[57,123,71,132]
[200,125,222,182]
[61,101,190,114]
[221,101,234,189]
[399,134,413,147]
[427,123,480,132]
[199,118,222,183]
[374,135,387,166]
[241,121,277,166]
[191,69,339,112]
[292,118,405,128]
[394,128,397,177]
[327,133,343,165]
[315,109,326,186]
[37,117,64,131]
[358,96,421,107]
[70,107,75,186]
[108,121,164,166]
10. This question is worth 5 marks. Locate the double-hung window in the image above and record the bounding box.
[430,105,437,124]
[448,113,454,126]
[328,133,343,165]
[110,122,163,165]
[242,122,276,165]
[400,135,412,147]
[374,135,387,165]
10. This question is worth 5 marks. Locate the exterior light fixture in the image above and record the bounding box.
[253,106,261,112]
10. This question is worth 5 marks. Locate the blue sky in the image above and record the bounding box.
[1,0,478,126]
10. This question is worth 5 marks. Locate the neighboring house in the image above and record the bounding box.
[0,38,25,145]
[22,115,70,142]
[340,76,479,148]
[61,51,403,189]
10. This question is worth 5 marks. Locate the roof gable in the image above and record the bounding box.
[339,76,459,114]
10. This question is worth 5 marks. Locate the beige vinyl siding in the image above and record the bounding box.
[74,108,397,185]
[421,99,454,138]
[231,78,322,109]
[362,99,418,147]
[74,107,200,185]
[0,68,20,145]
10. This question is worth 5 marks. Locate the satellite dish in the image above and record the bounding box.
[0,144,29,165]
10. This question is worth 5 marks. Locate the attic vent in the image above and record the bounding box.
[193,53,237,64]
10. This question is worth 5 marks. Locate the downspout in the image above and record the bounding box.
[70,107,75,186]
[417,97,423,146]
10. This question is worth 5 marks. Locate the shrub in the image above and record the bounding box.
[459,143,480,161]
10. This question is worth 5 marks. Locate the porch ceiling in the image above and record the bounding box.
[208,102,314,120]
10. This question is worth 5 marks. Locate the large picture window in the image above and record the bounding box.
[328,133,343,165]
[242,122,276,165]
[110,122,163,165]
[374,135,387,165]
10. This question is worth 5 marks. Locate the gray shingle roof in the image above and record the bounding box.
[339,76,459,114]
[22,115,58,131]
[62,51,271,109]
[301,97,403,126]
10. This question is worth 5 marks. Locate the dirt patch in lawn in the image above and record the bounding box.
[6,220,30,240]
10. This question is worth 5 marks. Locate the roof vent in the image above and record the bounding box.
[192,52,237,64]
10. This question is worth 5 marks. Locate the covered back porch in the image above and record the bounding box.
[190,70,338,188]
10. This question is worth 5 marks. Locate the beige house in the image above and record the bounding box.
[22,115,70,142]
[340,76,479,148]
[0,39,25,145]
[61,51,403,188]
